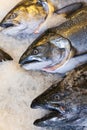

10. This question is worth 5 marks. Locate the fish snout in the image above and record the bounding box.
[19,56,29,66]
[19,50,31,65]
[31,98,43,109]
[31,96,51,110]
[0,22,15,28]
[19,55,40,66]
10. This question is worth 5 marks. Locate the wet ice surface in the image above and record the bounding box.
[0,33,62,130]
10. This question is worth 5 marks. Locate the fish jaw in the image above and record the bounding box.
[0,22,15,28]
[34,111,74,129]
[0,49,13,62]
[34,111,67,128]
[34,110,87,128]
[19,54,52,71]
[0,19,45,39]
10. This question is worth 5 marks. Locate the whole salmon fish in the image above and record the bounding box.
[0,0,82,39]
[19,6,87,74]
[31,63,87,129]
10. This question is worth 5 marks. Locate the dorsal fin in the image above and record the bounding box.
[55,2,84,17]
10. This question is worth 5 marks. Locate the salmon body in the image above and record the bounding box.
[19,6,87,73]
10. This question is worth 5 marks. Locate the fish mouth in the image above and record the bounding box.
[34,111,66,128]
[21,59,41,65]
[31,96,65,113]
[19,57,41,66]
[0,22,15,28]
[19,54,53,71]
[31,98,66,128]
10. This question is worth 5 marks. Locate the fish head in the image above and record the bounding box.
[0,0,47,36]
[0,5,28,28]
[31,82,80,127]
[19,30,74,73]
[31,82,69,113]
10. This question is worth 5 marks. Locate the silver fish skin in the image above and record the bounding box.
[0,1,83,39]
[19,6,87,73]
[31,64,87,129]
[0,49,13,62]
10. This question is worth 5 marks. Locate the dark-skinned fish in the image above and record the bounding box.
[0,0,83,39]
[31,63,87,129]
[19,5,87,74]
[0,49,13,62]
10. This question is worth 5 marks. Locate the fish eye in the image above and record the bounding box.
[32,49,39,55]
[53,94,60,100]
[8,13,17,19]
